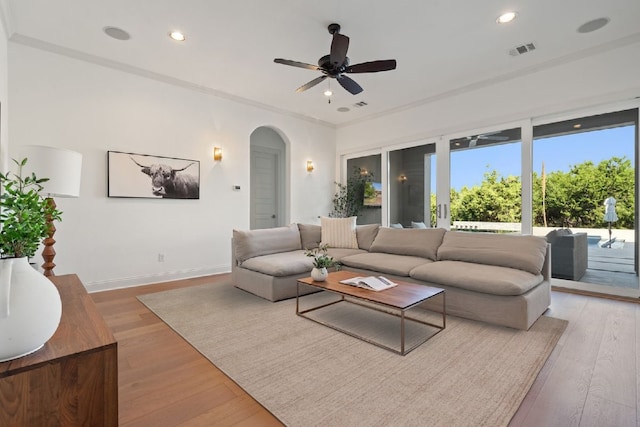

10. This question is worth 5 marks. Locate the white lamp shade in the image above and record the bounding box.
[20,145,83,198]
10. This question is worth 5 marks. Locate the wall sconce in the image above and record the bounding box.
[213,147,222,161]
[306,160,314,172]
[399,174,407,182]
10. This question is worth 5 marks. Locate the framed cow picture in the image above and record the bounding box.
[108,151,200,199]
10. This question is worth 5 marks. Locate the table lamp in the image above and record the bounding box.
[21,145,83,277]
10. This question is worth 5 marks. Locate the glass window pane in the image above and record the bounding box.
[449,128,522,233]
[344,155,381,225]
[388,143,436,228]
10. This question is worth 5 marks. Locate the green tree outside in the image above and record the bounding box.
[437,156,634,229]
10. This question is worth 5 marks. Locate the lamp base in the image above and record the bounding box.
[42,198,57,277]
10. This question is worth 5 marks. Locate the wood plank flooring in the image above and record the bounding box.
[91,274,639,426]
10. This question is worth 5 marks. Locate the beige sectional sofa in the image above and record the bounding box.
[231,223,551,330]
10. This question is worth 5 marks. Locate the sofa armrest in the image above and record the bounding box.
[542,243,551,282]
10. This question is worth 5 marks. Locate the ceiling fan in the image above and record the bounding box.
[466,132,510,147]
[274,23,397,95]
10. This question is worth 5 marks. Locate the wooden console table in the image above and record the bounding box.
[0,274,118,426]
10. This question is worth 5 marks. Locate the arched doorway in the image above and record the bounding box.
[250,127,286,229]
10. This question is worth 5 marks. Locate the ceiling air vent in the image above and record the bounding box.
[509,42,536,56]
[353,101,368,108]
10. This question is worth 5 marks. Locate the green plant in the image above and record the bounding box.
[0,158,62,258]
[329,166,374,218]
[304,244,335,268]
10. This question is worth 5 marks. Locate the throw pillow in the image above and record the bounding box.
[298,223,321,249]
[390,223,404,228]
[320,216,358,249]
[411,221,427,229]
[356,224,380,251]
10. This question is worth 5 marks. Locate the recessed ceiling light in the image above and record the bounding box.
[169,31,186,41]
[103,26,131,41]
[496,12,518,24]
[337,107,350,112]
[577,17,610,34]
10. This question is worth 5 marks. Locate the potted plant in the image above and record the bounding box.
[1,158,62,258]
[304,244,336,281]
[329,166,374,218]
[0,158,64,362]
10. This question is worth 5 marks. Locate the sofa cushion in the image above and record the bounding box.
[369,227,446,260]
[356,224,380,251]
[410,260,543,296]
[233,224,301,263]
[298,223,321,249]
[326,247,367,261]
[240,250,313,277]
[437,231,547,275]
[340,252,433,277]
[321,216,358,249]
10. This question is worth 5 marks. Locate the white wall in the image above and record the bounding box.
[337,43,640,152]
[0,12,8,172]
[8,43,336,291]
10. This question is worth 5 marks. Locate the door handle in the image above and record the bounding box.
[271,214,276,219]
[437,204,442,219]
[444,204,448,219]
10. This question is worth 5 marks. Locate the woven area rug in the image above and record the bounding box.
[138,282,567,427]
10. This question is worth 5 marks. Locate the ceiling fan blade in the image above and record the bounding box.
[479,135,509,141]
[330,33,349,66]
[274,58,320,71]
[337,75,363,95]
[295,75,327,93]
[346,59,397,73]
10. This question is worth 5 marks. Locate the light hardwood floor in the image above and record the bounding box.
[91,274,639,426]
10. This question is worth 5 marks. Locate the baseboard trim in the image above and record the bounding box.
[552,285,640,304]
[85,266,231,293]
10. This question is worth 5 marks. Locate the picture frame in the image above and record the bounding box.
[363,181,382,207]
[108,151,200,199]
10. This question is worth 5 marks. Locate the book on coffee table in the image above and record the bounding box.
[339,276,398,291]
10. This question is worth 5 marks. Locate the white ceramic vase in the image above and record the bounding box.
[311,267,328,281]
[0,257,62,362]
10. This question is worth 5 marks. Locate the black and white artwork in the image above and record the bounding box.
[108,151,200,199]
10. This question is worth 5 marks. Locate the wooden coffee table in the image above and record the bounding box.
[297,270,445,355]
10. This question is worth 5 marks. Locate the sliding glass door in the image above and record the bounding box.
[388,142,437,228]
[533,108,638,295]
[338,106,639,296]
[448,128,523,233]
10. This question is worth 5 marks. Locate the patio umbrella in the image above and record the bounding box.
[603,196,618,248]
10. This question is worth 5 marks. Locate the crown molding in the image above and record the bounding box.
[8,28,640,132]
[337,31,640,129]
[8,33,336,129]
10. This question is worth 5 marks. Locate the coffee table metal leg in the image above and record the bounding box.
[401,310,405,355]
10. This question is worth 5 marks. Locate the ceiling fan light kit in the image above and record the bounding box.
[274,23,397,96]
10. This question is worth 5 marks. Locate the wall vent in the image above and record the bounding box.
[509,42,536,56]
[353,101,368,108]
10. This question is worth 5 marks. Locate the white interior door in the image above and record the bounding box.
[250,147,279,229]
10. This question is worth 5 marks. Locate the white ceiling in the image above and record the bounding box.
[2,0,640,127]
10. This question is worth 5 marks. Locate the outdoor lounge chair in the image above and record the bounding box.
[546,229,588,281]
